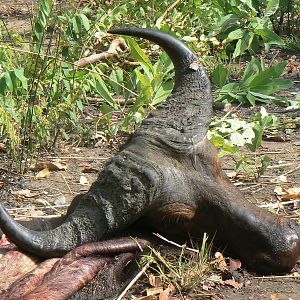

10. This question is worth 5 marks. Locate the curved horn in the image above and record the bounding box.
[108,28,213,150]
[0,197,107,257]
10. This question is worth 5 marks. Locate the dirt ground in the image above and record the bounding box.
[0,1,300,300]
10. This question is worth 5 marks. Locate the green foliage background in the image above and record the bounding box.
[0,0,299,169]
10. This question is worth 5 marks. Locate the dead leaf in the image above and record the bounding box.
[0,234,11,246]
[149,274,162,288]
[11,189,38,198]
[79,176,89,185]
[54,194,66,205]
[270,175,288,183]
[0,142,6,152]
[81,167,98,173]
[271,294,279,300]
[229,258,242,271]
[224,279,243,289]
[274,186,287,196]
[159,285,175,300]
[215,252,228,271]
[35,168,51,179]
[189,60,201,71]
[146,287,164,296]
[30,161,66,171]
[281,187,300,201]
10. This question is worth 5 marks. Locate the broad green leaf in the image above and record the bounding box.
[225,28,244,43]
[249,61,288,88]
[79,14,90,31]
[247,125,263,151]
[126,37,154,73]
[14,68,28,90]
[246,92,258,106]
[209,134,225,147]
[265,0,280,17]
[91,74,117,109]
[152,81,173,106]
[76,99,83,112]
[213,14,240,34]
[5,73,13,92]
[233,31,253,58]
[211,63,229,87]
[254,29,284,45]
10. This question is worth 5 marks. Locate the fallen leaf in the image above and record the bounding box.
[54,194,66,205]
[159,285,175,300]
[11,189,38,198]
[79,176,89,185]
[146,287,164,296]
[0,142,6,152]
[271,294,279,300]
[0,234,11,246]
[270,175,288,183]
[274,186,287,196]
[224,279,243,289]
[30,161,66,171]
[149,274,162,288]
[35,168,51,179]
[281,187,300,201]
[215,252,228,271]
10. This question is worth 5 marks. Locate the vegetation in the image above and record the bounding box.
[0,0,299,175]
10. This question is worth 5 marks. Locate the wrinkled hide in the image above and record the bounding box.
[0,28,299,300]
[0,235,148,299]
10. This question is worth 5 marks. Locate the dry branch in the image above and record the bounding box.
[74,37,128,68]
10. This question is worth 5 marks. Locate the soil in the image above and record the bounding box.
[0,1,300,300]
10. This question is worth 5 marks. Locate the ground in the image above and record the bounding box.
[0,1,300,300]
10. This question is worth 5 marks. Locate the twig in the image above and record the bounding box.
[61,174,73,194]
[162,0,181,18]
[44,156,111,160]
[115,260,152,300]
[74,37,128,68]
[283,165,300,176]
[267,162,294,169]
[153,233,199,253]
[253,274,300,279]
[15,214,62,220]
[7,204,69,211]
[258,199,300,208]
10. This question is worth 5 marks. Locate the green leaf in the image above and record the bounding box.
[265,0,280,17]
[152,81,173,106]
[14,68,28,90]
[254,29,284,45]
[225,28,244,43]
[91,74,117,109]
[126,37,154,73]
[249,61,288,88]
[247,124,263,152]
[212,63,229,88]
[76,99,83,112]
[79,14,90,31]
[214,14,240,34]
[258,155,271,177]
